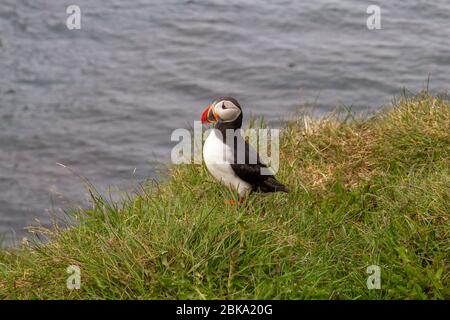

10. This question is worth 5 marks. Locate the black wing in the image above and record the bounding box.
[230,139,289,193]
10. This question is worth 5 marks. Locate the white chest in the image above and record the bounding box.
[203,130,251,197]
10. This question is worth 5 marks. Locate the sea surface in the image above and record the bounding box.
[1,0,449,245]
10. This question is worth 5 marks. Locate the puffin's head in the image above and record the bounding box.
[201,97,242,124]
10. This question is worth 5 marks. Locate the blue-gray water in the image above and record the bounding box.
[1,0,449,245]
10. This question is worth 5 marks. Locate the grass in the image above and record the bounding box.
[0,92,449,299]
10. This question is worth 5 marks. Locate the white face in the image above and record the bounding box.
[213,100,241,123]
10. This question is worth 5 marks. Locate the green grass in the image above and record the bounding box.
[0,92,449,299]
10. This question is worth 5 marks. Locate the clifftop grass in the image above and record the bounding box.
[0,92,449,299]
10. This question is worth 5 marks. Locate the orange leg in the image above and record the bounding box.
[224,197,245,205]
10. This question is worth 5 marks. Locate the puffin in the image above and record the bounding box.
[201,97,289,204]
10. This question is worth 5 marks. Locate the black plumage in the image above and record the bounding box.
[213,97,289,195]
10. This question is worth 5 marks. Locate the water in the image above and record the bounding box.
[0,0,449,245]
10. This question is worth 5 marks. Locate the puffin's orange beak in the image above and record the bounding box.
[201,104,217,124]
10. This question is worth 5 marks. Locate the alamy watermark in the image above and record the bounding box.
[366,265,381,290]
[171,121,280,175]
[66,5,381,31]
[66,5,81,30]
[66,265,81,290]
[366,5,381,30]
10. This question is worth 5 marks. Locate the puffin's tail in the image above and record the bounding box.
[261,177,290,193]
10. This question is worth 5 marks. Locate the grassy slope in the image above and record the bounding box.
[0,93,448,299]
